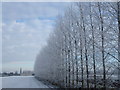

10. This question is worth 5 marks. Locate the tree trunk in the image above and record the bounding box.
[75,39,78,87]
[98,3,106,89]
[89,3,96,88]
[79,4,89,88]
[79,22,84,88]
[117,1,120,90]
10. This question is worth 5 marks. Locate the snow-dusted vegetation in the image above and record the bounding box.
[34,2,120,88]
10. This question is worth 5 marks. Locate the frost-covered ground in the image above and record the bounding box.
[1,76,49,88]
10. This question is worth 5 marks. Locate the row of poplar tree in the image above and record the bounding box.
[34,2,120,88]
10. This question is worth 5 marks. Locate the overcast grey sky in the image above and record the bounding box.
[2,2,70,72]
[0,2,2,72]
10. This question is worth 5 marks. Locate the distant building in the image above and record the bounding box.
[20,68,22,75]
[21,71,33,76]
[0,73,2,77]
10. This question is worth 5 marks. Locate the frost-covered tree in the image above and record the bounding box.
[34,2,119,88]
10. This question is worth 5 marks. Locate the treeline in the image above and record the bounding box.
[34,2,120,88]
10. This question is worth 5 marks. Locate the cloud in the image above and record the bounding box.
[3,19,53,63]
[2,2,69,71]
[2,60,35,72]
[2,2,68,23]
